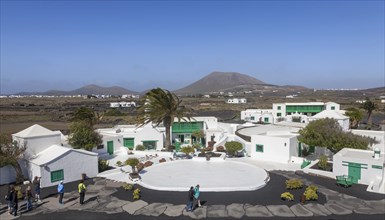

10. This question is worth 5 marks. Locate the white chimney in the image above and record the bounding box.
[374,148,381,160]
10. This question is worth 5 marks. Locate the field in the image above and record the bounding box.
[0,89,384,135]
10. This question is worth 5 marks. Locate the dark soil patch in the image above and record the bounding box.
[197,152,221,157]
[310,162,333,172]
[112,172,326,206]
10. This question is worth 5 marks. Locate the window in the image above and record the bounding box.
[97,144,104,149]
[256,144,264,152]
[264,117,269,123]
[51,169,64,183]
[277,106,281,110]
[331,106,335,110]
[277,113,281,117]
[251,116,255,120]
[142,141,157,150]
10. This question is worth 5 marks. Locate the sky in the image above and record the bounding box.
[0,0,384,94]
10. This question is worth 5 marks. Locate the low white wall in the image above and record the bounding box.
[38,151,98,188]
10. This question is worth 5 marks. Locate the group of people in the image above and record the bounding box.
[186,184,201,212]
[4,176,88,216]
[5,176,41,216]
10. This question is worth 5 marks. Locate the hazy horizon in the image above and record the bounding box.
[1,1,384,94]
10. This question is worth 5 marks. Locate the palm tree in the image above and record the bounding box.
[344,107,363,129]
[361,98,377,126]
[136,88,192,151]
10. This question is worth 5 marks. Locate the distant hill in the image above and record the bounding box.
[16,84,138,96]
[174,72,267,94]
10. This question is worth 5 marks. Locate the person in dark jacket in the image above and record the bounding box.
[11,187,18,216]
[6,185,14,214]
[186,186,194,212]
[33,176,41,202]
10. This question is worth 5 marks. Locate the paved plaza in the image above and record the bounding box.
[0,169,384,220]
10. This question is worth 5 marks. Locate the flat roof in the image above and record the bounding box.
[337,148,385,162]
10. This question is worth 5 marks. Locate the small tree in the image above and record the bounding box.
[361,98,377,126]
[298,118,375,153]
[180,146,195,156]
[318,155,328,170]
[225,141,243,156]
[344,107,363,129]
[125,158,140,173]
[68,121,102,151]
[192,130,205,145]
[0,134,26,184]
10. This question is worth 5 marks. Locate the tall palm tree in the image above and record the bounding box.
[344,107,363,129]
[361,98,377,126]
[136,88,192,151]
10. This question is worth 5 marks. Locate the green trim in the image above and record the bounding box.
[286,105,324,113]
[372,165,383,169]
[51,169,64,183]
[142,140,159,142]
[107,141,114,155]
[256,144,264,152]
[172,122,203,133]
[277,113,282,117]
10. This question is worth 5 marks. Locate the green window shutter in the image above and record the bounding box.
[331,106,335,110]
[123,138,134,149]
[256,144,264,152]
[51,169,64,183]
[277,113,281,117]
[251,116,255,120]
[264,117,269,123]
[277,106,281,110]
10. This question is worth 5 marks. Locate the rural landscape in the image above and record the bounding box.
[1,72,384,135]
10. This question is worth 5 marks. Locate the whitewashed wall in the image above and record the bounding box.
[36,150,98,188]
[351,130,385,152]
[134,126,164,150]
[333,150,384,185]
[250,135,293,163]
[14,134,61,155]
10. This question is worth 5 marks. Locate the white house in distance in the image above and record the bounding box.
[242,101,340,124]
[309,110,350,131]
[1,124,99,188]
[110,101,136,108]
[227,98,247,104]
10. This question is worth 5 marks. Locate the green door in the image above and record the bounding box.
[298,143,302,157]
[123,138,134,149]
[107,141,114,155]
[348,163,361,184]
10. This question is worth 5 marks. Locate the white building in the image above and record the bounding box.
[242,102,340,124]
[333,148,385,194]
[1,124,99,187]
[309,110,350,131]
[227,98,247,104]
[97,123,165,153]
[110,101,136,108]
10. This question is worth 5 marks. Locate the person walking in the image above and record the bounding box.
[25,186,34,211]
[194,184,201,208]
[78,180,86,205]
[186,186,194,212]
[57,181,64,205]
[33,176,41,203]
[5,185,14,215]
[10,187,18,216]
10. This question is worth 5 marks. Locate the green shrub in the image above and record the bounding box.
[281,192,294,201]
[318,155,328,170]
[98,159,110,172]
[224,141,243,156]
[285,179,304,190]
[304,188,318,201]
[135,144,145,151]
[180,146,195,155]
[116,161,122,167]
[133,188,141,200]
[306,185,318,193]
[122,183,134,191]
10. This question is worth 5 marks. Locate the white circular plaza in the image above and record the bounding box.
[139,160,269,192]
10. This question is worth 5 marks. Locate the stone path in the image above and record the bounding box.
[1,172,384,219]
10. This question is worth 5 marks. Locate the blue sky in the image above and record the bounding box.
[1,0,384,94]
